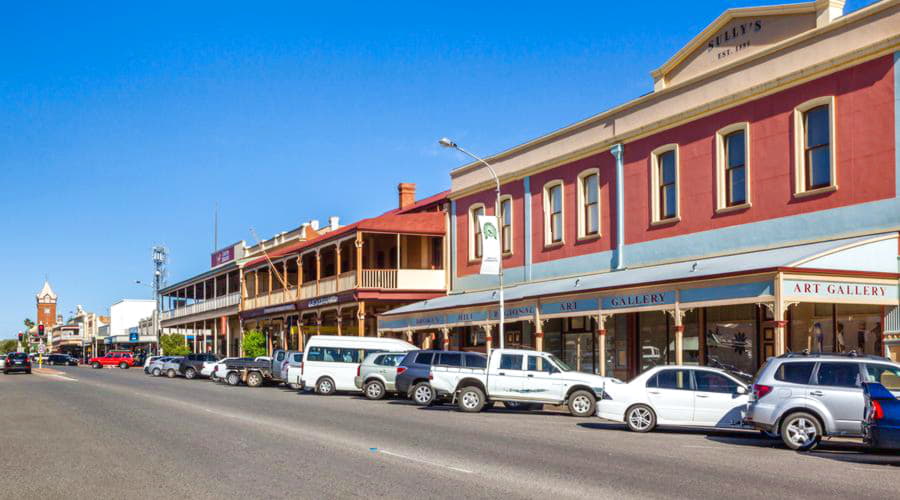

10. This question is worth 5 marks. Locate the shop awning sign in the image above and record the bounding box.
[411,315,446,328]
[783,280,899,303]
[601,291,675,310]
[447,310,489,325]
[378,317,409,330]
[540,298,599,316]
[489,304,536,321]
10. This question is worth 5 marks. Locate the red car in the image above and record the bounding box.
[89,351,136,369]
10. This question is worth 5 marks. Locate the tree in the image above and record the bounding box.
[0,339,17,353]
[160,333,190,356]
[241,329,267,358]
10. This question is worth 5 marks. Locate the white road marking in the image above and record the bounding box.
[36,373,78,382]
[376,449,474,474]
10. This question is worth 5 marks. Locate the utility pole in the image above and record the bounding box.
[152,246,167,355]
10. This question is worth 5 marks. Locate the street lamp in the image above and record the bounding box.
[438,138,506,350]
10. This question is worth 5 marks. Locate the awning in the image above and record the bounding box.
[379,232,898,331]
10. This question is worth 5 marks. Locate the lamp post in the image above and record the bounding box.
[438,138,505,350]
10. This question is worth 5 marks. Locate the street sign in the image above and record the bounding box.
[129,332,139,342]
[38,344,46,354]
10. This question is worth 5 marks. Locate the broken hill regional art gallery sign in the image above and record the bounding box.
[783,280,899,304]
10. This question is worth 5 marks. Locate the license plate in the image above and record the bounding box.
[15,361,23,365]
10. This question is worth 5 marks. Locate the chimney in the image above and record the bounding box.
[398,183,416,209]
[328,216,340,230]
[815,0,845,27]
[310,219,320,231]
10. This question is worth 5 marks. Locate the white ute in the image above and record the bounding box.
[430,348,618,417]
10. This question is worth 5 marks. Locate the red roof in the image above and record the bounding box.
[244,192,448,269]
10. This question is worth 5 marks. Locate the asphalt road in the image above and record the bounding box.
[1,366,897,500]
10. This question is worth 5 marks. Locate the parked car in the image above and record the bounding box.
[429,348,616,417]
[596,366,749,432]
[178,353,220,380]
[745,352,900,450]
[217,350,299,387]
[395,350,443,405]
[160,357,185,378]
[45,354,78,366]
[147,356,173,376]
[209,357,247,381]
[292,336,417,395]
[89,351,136,369]
[0,354,6,370]
[354,352,410,400]
[143,356,162,374]
[3,352,31,374]
[863,381,900,450]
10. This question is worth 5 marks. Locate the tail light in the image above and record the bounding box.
[753,384,773,400]
[357,365,361,377]
[871,400,885,420]
[396,366,407,375]
[428,372,433,380]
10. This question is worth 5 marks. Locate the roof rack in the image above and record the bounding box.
[778,351,890,362]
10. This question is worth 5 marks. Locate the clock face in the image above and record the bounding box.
[44,307,50,314]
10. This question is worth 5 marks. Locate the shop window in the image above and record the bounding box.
[650,145,680,224]
[836,304,882,355]
[468,204,485,260]
[638,311,671,372]
[577,169,600,239]
[543,180,564,246]
[705,304,756,377]
[791,303,881,356]
[715,123,750,212]
[605,315,630,379]
[793,96,836,197]
[499,195,513,255]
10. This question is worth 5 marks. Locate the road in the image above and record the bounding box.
[1,366,897,499]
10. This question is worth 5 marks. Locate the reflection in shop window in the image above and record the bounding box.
[705,305,756,378]
[790,303,882,356]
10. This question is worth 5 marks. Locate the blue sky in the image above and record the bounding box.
[0,0,877,337]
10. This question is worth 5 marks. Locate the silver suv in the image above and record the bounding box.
[354,352,408,400]
[746,352,900,451]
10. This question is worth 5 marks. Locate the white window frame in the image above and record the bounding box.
[498,195,514,256]
[542,180,565,247]
[650,144,680,225]
[468,203,485,262]
[576,168,601,239]
[793,96,837,198]
[715,122,751,213]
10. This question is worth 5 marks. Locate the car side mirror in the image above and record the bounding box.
[736,386,748,395]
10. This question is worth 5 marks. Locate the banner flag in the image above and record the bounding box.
[478,215,501,275]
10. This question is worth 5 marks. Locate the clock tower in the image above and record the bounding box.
[36,280,58,328]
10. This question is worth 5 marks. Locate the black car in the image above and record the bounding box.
[46,354,78,366]
[3,352,32,374]
[396,350,488,406]
[178,353,220,380]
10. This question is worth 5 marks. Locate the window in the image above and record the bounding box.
[499,196,513,254]
[577,170,600,238]
[650,145,679,224]
[815,362,861,388]
[438,352,463,366]
[464,354,487,368]
[793,96,836,196]
[774,362,815,384]
[715,123,750,211]
[499,354,524,370]
[527,355,554,373]
[647,369,693,390]
[864,364,900,390]
[694,371,739,394]
[543,181,564,245]
[414,352,435,365]
[468,204,485,260]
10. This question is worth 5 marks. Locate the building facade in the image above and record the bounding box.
[379,0,900,379]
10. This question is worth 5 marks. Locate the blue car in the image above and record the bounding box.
[863,382,900,450]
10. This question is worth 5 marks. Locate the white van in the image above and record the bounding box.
[292,336,418,395]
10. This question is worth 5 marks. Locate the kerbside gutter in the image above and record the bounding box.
[610,143,625,270]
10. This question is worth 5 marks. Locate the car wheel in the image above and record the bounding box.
[289,383,301,390]
[316,377,336,395]
[625,404,656,432]
[411,382,435,406]
[166,369,176,378]
[246,372,263,388]
[152,368,161,377]
[364,380,386,400]
[92,362,101,369]
[781,412,822,451]
[185,368,196,380]
[457,386,485,413]
[26,369,32,374]
[226,372,241,386]
[119,362,128,369]
[567,390,596,418]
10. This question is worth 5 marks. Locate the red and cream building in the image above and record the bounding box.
[380,1,900,378]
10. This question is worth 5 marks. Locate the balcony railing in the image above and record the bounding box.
[243,287,297,311]
[360,269,444,290]
[162,292,241,320]
[300,282,317,299]
[319,276,337,295]
[337,271,355,292]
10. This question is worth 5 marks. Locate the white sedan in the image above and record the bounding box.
[596,366,749,432]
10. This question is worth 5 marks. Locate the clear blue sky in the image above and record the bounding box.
[0,1,877,337]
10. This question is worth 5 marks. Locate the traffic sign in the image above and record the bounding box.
[38,344,46,354]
